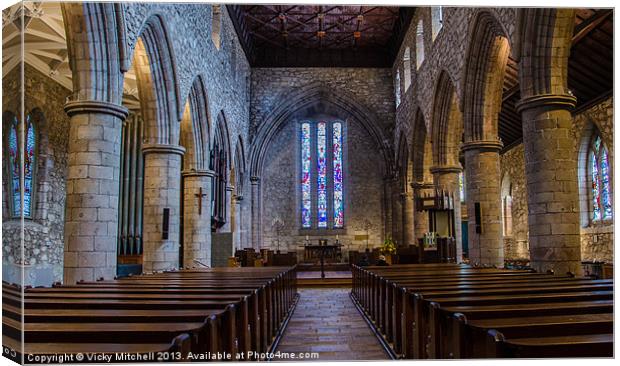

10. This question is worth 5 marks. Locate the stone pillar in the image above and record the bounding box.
[462,140,504,267]
[221,185,234,232]
[391,179,402,245]
[516,95,581,275]
[401,191,415,246]
[250,176,261,250]
[411,182,433,242]
[182,169,214,268]
[382,176,393,241]
[233,195,243,253]
[63,100,128,284]
[430,165,463,262]
[142,144,185,273]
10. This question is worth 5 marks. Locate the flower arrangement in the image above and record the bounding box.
[380,236,396,255]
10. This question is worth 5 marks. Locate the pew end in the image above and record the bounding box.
[484,329,506,358]
[171,333,192,361]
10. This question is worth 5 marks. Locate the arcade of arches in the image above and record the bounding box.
[2,4,613,286]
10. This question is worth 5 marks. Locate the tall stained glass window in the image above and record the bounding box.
[299,120,345,229]
[301,123,312,228]
[332,122,344,228]
[589,133,612,221]
[317,122,328,228]
[6,113,36,218]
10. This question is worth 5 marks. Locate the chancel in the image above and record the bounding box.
[1,2,614,363]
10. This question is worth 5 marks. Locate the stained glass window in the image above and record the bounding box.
[589,133,612,222]
[6,114,36,218]
[317,121,328,228]
[24,115,36,218]
[8,117,20,217]
[301,122,312,228]
[300,120,345,229]
[332,122,344,228]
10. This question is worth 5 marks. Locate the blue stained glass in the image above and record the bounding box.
[332,122,344,228]
[24,115,35,218]
[600,147,612,219]
[591,152,601,221]
[301,123,312,228]
[8,119,20,217]
[317,122,327,227]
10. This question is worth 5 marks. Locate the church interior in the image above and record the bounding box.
[1,2,615,362]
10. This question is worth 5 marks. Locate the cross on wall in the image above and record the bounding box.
[195,187,207,215]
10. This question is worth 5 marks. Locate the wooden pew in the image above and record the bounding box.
[2,266,298,362]
[351,263,614,359]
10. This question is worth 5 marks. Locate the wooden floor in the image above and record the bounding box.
[275,288,389,361]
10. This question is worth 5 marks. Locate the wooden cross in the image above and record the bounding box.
[195,187,207,215]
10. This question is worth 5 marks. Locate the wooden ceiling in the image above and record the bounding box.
[499,9,614,151]
[228,5,414,67]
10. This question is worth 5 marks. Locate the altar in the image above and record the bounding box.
[300,242,343,264]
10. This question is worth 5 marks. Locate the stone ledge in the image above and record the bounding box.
[65,100,129,119]
[515,94,577,113]
[142,143,186,156]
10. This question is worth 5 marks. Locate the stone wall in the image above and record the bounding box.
[2,64,71,285]
[573,97,614,263]
[260,114,385,258]
[251,68,393,258]
[499,144,529,260]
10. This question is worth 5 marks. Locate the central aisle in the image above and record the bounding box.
[275,288,389,361]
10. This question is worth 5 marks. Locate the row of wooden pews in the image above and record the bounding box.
[3,266,297,363]
[351,263,613,359]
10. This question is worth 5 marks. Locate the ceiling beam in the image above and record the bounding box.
[572,9,612,45]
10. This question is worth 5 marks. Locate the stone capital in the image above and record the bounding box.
[515,94,577,114]
[181,169,215,178]
[429,164,462,175]
[250,176,260,184]
[64,99,129,120]
[226,185,235,192]
[460,139,504,153]
[234,195,244,202]
[142,143,186,156]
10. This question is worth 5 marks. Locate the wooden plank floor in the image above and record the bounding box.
[275,289,389,361]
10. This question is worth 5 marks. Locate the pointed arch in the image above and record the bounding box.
[180,75,211,171]
[518,9,576,100]
[431,71,463,167]
[233,136,246,197]
[396,131,412,188]
[249,84,392,178]
[61,3,125,104]
[130,14,182,146]
[411,107,433,183]
[462,11,511,142]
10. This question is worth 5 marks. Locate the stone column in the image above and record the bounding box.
[63,100,128,284]
[401,191,415,246]
[233,195,243,253]
[142,144,185,273]
[182,169,214,268]
[430,165,463,262]
[250,176,261,250]
[462,140,504,267]
[220,185,234,232]
[382,176,393,241]
[516,95,581,275]
[391,179,402,245]
[411,182,433,243]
